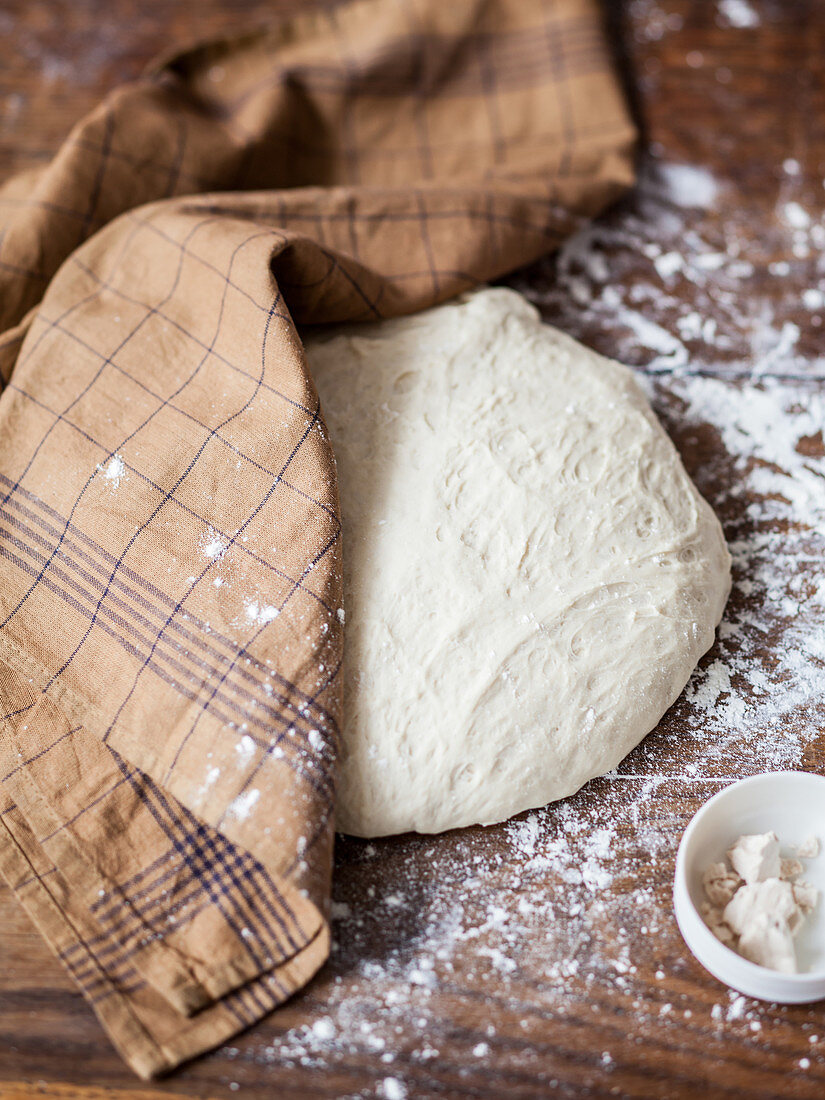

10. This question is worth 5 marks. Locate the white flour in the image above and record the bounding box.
[511,155,825,380]
[640,374,825,777]
[243,597,279,625]
[717,0,760,28]
[96,453,126,489]
[202,525,228,560]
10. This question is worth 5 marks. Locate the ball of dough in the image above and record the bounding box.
[305,288,730,837]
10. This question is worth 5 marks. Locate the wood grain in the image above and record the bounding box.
[2,0,825,1097]
[0,1087,206,1100]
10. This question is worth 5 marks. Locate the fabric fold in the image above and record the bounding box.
[0,0,635,1077]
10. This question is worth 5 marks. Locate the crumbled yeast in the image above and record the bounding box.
[701,832,820,972]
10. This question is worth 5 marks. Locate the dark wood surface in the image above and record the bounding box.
[2,0,825,1097]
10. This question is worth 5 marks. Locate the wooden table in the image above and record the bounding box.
[2,0,825,1096]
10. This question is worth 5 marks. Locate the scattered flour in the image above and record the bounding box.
[782,201,811,231]
[717,0,760,29]
[311,1018,335,1042]
[225,787,260,821]
[380,1078,407,1100]
[657,163,719,209]
[235,734,256,765]
[512,155,825,379]
[202,525,228,560]
[97,453,126,488]
[244,597,280,626]
[645,373,825,775]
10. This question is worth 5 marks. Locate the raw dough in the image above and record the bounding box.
[305,288,731,837]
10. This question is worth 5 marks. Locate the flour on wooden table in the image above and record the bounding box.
[511,156,825,380]
[717,0,760,28]
[645,375,825,777]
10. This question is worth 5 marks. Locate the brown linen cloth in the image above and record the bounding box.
[0,0,635,1079]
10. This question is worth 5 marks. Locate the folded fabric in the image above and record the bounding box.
[0,0,635,1078]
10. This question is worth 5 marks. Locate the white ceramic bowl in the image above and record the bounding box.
[673,771,825,1003]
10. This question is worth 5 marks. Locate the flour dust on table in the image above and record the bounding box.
[305,288,731,837]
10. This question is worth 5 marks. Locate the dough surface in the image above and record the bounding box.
[305,288,731,837]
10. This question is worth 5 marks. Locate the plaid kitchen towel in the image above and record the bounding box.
[0,0,635,1078]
